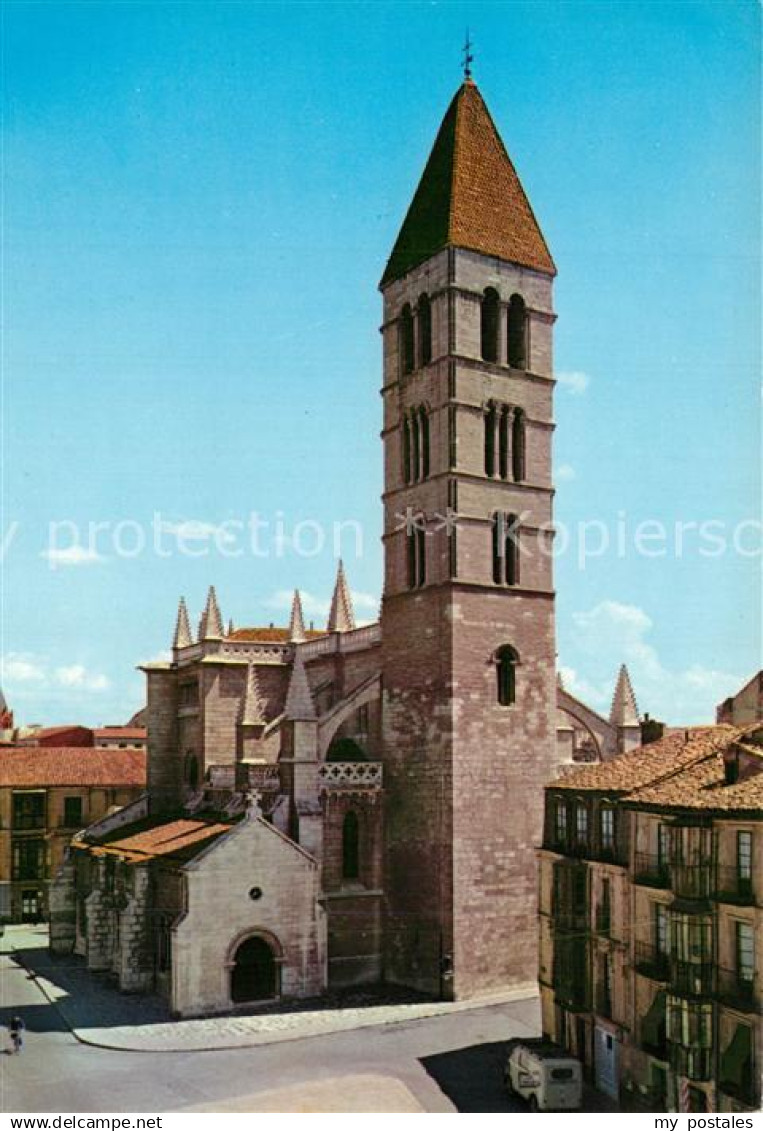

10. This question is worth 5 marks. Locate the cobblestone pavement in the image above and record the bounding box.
[7,926,537,1053]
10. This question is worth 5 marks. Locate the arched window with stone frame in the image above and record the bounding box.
[484,402,497,477]
[480,287,499,363]
[418,293,432,367]
[402,415,412,484]
[419,406,430,479]
[342,810,360,881]
[411,411,421,482]
[496,645,519,706]
[400,303,415,375]
[512,409,526,482]
[507,293,527,369]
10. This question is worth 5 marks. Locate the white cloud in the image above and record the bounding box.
[557,463,576,482]
[2,654,46,683]
[557,370,591,396]
[40,545,104,567]
[160,519,237,546]
[562,599,742,724]
[53,665,110,692]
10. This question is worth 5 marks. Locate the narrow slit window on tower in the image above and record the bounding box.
[499,407,510,479]
[400,303,415,375]
[484,403,496,477]
[512,409,526,482]
[402,416,411,484]
[416,523,426,587]
[492,511,503,585]
[505,513,520,586]
[507,293,527,369]
[411,411,421,481]
[418,293,432,367]
[448,406,457,468]
[496,645,518,706]
[407,528,417,589]
[420,407,430,479]
[342,811,360,881]
[481,287,499,363]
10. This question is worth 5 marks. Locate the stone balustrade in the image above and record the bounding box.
[318,761,383,791]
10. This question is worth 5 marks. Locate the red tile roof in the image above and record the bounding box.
[93,727,147,741]
[381,81,556,286]
[0,747,146,788]
[229,627,326,643]
[552,724,763,815]
[83,816,231,863]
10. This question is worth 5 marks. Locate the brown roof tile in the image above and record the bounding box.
[551,726,738,794]
[83,816,231,863]
[381,81,555,287]
[0,747,146,788]
[229,627,326,643]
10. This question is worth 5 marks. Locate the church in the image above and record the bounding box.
[50,77,640,1016]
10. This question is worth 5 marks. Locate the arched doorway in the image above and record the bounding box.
[230,935,278,1003]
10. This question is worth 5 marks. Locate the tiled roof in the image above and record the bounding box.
[381,81,555,287]
[552,724,763,816]
[551,726,738,794]
[82,816,232,863]
[229,627,326,643]
[93,727,147,740]
[0,747,146,788]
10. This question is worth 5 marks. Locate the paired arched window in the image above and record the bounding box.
[512,409,526,482]
[507,294,527,369]
[496,645,519,706]
[481,287,499,363]
[492,512,521,586]
[400,304,415,375]
[407,519,427,589]
[402,406,430,483]
[484,403,514,481]
[418,293,432,367]
[342,811,360,880]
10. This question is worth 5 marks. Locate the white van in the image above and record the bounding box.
[504,1039,583,1112]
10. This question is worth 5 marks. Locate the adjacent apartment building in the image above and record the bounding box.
[0,746,146,921]
[538,723,761,1113]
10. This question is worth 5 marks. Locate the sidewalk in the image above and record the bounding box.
[7,925,539,1054]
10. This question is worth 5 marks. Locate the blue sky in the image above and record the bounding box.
[2,0,760,726]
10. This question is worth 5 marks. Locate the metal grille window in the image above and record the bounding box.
[657,822,670,866]
[12,792,45,830]
[667,997,713,1048]
[655,903,669,955]
[12,839,46,881]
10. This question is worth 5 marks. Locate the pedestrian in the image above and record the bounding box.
[9,1014,24,1054]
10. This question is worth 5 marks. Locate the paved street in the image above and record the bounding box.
[0,927,616,1113]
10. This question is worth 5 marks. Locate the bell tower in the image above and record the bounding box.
[380,79,559,998]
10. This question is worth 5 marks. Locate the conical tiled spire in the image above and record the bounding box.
[242,662,267,726]
[202,586,223,640]
[172,597,193,649]
[327,561,355,633]
[288,590,307,643]
[610,664,639,727]
[381,81,555,287]
[283,651,317,721]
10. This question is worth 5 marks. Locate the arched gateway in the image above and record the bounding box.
[230,935,279,1003]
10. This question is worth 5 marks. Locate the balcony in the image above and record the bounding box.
[714,867,755,906]
[318,761,383,792]
[668,1044,713,1082]
[671,862,713,902]
[634,941,670,982]
[717,968,758,1012]
[634,853,670,889]
[670,959,715,997]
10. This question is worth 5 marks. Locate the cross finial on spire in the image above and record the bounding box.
[462,29,474,81]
